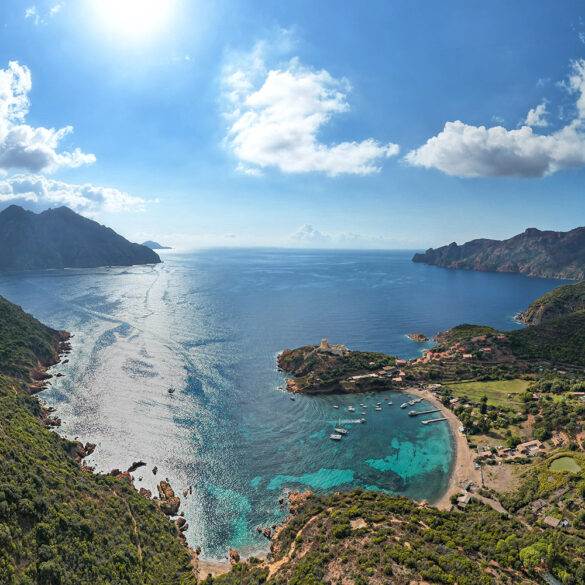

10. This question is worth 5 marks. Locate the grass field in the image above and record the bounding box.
[448,379,530,408]
[549,456,582,473]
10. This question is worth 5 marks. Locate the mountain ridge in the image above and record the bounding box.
[412,226,585,279]
[0,205,161,270]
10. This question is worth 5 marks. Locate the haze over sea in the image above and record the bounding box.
[0,249,569,558]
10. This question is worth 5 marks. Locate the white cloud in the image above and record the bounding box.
[50,3,63,16]
[24,7,40,24]
[524,102,548,127]
[222,49,398,176]
[289,224,399,249]
[0,61,95,173]
[290,224,330,244]
[406,59,585,179]
[0,175,146,213]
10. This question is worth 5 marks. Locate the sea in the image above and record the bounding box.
[0,249,570,558]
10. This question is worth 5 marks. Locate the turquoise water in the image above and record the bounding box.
[0,249,570,558]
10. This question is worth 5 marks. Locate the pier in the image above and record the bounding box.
[421,417,447,425]
[408,408,440,417]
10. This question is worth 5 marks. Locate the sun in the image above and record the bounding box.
[90,0,175,40]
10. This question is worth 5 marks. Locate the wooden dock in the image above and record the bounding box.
[408,408,440,417]
[421,417,447,425]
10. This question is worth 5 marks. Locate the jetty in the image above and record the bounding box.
[421,417,447,425]
[408,408,440,417]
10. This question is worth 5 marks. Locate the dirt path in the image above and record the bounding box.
[111,490,143,574]
[405,387,481,509]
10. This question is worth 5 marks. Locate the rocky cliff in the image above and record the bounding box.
[0,205,161,270]
[412,226,585,279]
[520,280,585,324]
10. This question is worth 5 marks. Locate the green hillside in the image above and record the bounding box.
[0,295,196,585]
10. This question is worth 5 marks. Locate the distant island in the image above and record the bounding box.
[0,205,161,270]
[412,226,585,279]
[142,240,172,250]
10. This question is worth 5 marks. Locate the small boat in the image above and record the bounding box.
[400,403,408,409]
[277,386,283,390]
[361,411,366,415]
[333,405,339,409]
[408,400,416,406]
[362,405,368,409]
[359,418,367,424]
[168,387,175,394]
[330,434,343,441]
[334,428,349,435]
[384,398,388,401]
[375,406,382,411]
[290,396,295,401]
[348,406,355,412]
[388,402,393,406]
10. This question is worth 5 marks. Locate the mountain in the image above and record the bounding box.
[142,240,172,250]
[0,205,161,270]
[412,226,585,279]
[520,280,585,325]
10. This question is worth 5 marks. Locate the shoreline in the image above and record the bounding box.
[404,386,480,509]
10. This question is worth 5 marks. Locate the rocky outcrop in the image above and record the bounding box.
[407,333,429,342]
[127,460,146,473]
[0,204,161,270]
[157,480,181,516]
[412,226,585,280]
[229,549,240,564]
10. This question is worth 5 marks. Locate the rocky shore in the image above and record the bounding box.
[407,333,429,342]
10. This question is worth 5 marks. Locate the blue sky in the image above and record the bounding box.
[1,0,585,249]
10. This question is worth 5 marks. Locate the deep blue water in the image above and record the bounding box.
[0,249,570,558]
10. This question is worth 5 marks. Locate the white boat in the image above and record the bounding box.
[375,406,382,411]
[334,428,349,435]
[359,418,367,423]
[348,406,355,412]
[333,405,339,409]
[361,411,366,415]
[330,434,343,440]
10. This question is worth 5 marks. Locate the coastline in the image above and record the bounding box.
[404,386,480,509]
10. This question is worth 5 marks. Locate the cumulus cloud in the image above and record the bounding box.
[289,224,398,249]
[222,52,398,176]
[0,175,146,213]
[406,59,585,178]
[524,102,548,127]
[0,61,94,173]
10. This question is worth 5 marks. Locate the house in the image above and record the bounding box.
[530,500,546,513]
[543,516,561,529]
[392,377,403,383]
[517,440,545,456]
[395,359,407,365]
[457,493,471,509]
[551,434,565,447]
[462,354,473,359]
[480,347,492,353]
[497,448,512,458]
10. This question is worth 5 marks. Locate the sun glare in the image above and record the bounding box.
[90,0,175,40]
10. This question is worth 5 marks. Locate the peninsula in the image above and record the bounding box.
[0,205,161,270]
[412,225,585,279]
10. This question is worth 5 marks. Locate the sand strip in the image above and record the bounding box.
[404,387,481,509]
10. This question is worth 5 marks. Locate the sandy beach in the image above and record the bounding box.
[404,387,481,509]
